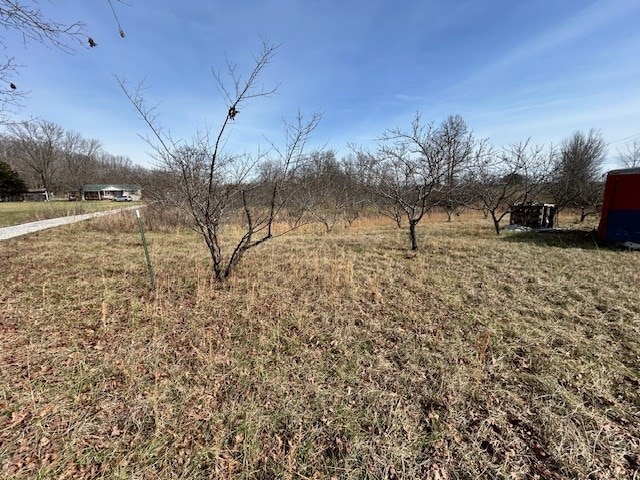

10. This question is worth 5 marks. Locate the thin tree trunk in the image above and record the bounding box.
[409,220,418,250]
[579,208,594,223]
[395,210,402,229]
[491,213,501,235]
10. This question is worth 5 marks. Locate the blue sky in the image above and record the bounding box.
[5,0,640,169]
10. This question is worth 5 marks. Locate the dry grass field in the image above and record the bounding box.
[1,210,639,479]
[0,201,140,228]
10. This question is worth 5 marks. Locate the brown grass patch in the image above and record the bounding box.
[1,213,638,479]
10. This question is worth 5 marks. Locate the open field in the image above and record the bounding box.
[1,211,639,479]
[0,201,143,228]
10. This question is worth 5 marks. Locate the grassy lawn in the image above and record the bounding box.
[0,211,638,479]
[0,200,142,228]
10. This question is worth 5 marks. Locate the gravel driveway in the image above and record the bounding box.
[0,206,140,241]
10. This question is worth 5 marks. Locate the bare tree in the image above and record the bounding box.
[349,150,403,227]
[94,152,138,184]
[338,154,368,227]
[469,141,551,234]
[0,132,20,170]
[549,129,606,222]
[294,150,363,233]
[59,131,101,194]
[8,119,64,193]
[435,114,477,220]
[357,113,448,251]
[617,139,640,169]
[120,41,321,282]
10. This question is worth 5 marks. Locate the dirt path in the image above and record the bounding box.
[0,206,140,241]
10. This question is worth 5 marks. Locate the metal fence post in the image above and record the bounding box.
[136,209,156,290]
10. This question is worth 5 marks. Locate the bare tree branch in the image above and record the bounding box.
[0,0,128,123]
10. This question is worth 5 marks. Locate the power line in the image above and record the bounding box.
[607,132,640,147]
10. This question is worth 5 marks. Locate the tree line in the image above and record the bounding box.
[0,119,152,199]
[0,102,621,276]
[227,118,608,247]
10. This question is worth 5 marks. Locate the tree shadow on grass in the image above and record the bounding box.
[501,229,603,250]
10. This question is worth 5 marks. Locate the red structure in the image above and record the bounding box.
[598,168,640,245]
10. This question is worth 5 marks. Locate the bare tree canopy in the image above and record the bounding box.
[435,114,480,220]
[286,150,366,233]
[549,129,606,221]
[59,130,102,193]
[469,141,552,234]
[617,139,640,169]
[8,118,64,192]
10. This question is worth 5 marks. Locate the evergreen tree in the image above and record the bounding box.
[0,160,27,199]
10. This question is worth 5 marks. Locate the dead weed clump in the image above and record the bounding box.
[85,204,186,234]
[0,216,638,479]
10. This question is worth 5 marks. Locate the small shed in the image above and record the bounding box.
[510,203,556,228]
[598,168,640,245]
[22,188,50,201]
[82,184,142,201]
